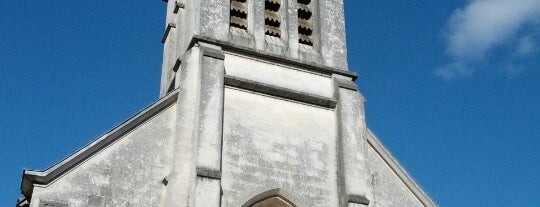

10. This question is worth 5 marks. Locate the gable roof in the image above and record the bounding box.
[366,129,437,207]
[20,90,179,199]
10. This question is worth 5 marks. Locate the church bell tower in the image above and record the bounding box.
[18,1,436,206]
[158,0,350,97]
[157,0,370,206]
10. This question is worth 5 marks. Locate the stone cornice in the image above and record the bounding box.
[224,75,337,108]
[188,36,359,81]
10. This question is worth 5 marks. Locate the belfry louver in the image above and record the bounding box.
[297,0,313,46]
[265,0,281,38]
[231,0,248,30]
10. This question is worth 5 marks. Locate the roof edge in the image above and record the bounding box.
[21,90,180,198]
[366,128,437,207]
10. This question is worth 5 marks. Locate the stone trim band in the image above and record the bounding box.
[224,75,337,108]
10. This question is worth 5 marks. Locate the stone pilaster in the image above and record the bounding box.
[334,75,372,207]
[163,45,202,207]
[163,42,225,207]
[195,43,225,207]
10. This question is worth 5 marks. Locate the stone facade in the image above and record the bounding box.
[18,1,436,207]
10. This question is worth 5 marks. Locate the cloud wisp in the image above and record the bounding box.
[437,0,540,80]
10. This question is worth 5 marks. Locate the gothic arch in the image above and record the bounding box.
[242,188,298,207]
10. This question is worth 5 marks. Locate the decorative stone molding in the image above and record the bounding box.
[224,75,337,108]
[161,23,177,43]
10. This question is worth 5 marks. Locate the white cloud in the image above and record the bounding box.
[437,0,540,79]
[436,62,473,81]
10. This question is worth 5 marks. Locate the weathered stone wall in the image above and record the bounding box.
[25,45,434,207]
[221,88,339,207]
[366,132,425,207]
[224,53,334,98]
[30,105,176,207]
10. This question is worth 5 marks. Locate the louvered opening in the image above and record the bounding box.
[265,0,281,38]
[297,0,313,46]
[231,0,248,30]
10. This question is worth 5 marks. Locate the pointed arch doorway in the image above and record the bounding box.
[249,196,295,207]
[242,189,298,207]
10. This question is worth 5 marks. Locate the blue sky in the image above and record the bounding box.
[1,0,539,206]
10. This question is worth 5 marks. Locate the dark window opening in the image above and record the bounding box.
[231,0,248,30]
[265,0,281,38]
[297,0,313,46]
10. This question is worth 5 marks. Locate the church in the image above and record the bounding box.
[18,0,436,206]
